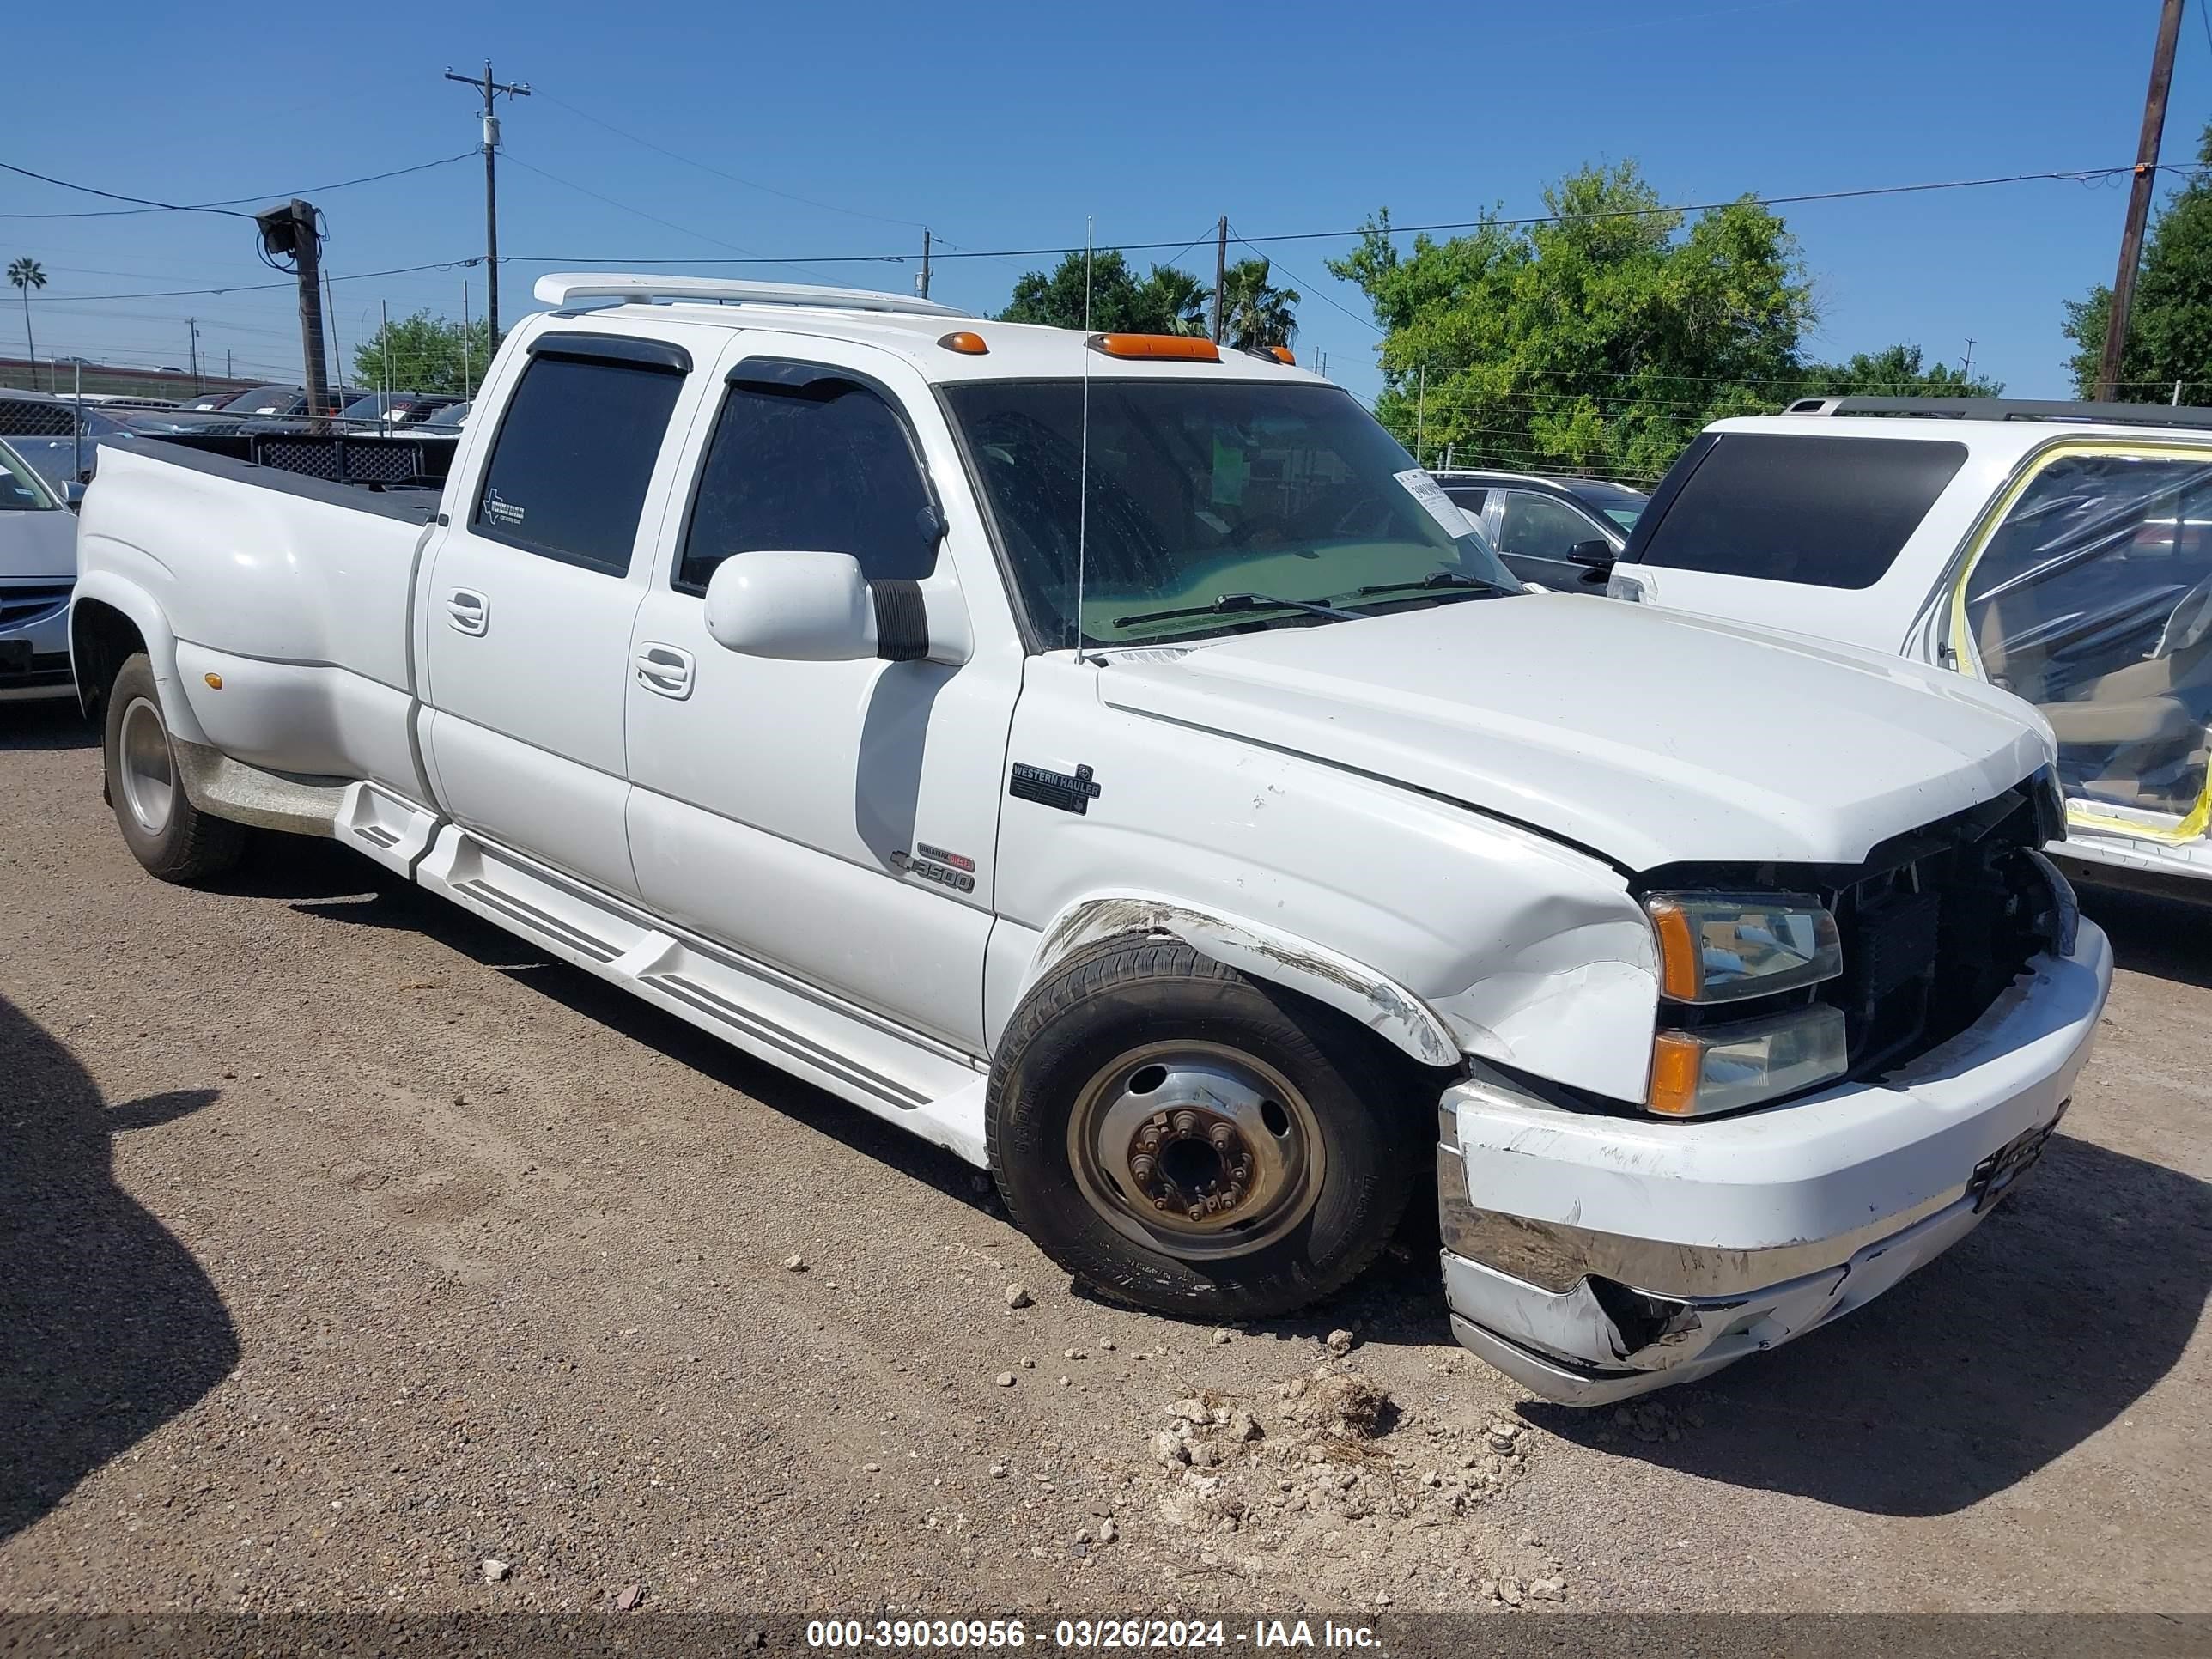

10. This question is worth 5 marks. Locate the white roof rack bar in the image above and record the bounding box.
[532,271,969,318]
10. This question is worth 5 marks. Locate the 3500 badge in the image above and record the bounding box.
[892,842,977,894]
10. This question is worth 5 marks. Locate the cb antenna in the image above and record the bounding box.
[1074,216,1094,664]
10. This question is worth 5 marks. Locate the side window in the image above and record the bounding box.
[1497,490,1600,560]
[678,374,937,593]
[1636,434,1967,589]
[1444,486,1487,518]
[472,355,685,574]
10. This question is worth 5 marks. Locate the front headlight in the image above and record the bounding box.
[1644,891,1844,1003]
[1642,891,1849,1117]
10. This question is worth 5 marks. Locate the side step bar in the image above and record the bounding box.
[173,740,442,879]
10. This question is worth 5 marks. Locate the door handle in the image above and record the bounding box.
[634,643,695,699]
[446,589,489,635]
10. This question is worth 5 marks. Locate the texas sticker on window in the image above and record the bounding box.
[1395,469,1474,537]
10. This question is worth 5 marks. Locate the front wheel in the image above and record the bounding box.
[988,939,1420,1321]
[103,653,246,884]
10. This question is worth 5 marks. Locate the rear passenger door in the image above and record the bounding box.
[420,332,698,896]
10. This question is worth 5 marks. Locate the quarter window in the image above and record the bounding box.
[472,355,684,574]
[678,375,938,593]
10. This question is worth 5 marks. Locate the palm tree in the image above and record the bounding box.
[1136,265,1211,336]
[1219,257,1300,350]
[9,258,46,392]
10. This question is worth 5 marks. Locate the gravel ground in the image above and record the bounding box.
[3,699,2208,1618]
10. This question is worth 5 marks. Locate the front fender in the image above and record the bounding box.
[69,569,211,746]
[1026,895,1461,1070]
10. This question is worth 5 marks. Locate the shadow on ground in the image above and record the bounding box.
[1522,1132,2212,1516]
[0,994,239,1542]
[289,871,999,1213]
[0,701,94,753]
[2079,884,2212,991]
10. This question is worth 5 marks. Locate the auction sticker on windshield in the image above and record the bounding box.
[1395,469,1474,537]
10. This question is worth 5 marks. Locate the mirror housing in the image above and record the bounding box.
[61,480,87,508]
[704,551,879,661]
[1567,538,1614,569]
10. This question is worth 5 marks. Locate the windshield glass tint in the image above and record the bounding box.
[946,380,1518,647]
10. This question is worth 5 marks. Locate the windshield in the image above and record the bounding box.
[945,380,1520,648]
[0,441,61,510]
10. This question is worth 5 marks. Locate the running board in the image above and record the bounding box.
[173,744,441,881]
[414,823,988,1164]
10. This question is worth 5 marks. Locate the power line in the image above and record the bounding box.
[535,90,930,231]
[500,155,846,283]
[500,161,2160,275]
[0,152,477,221]
[1231,234,1379,336]
[27,258,481,304]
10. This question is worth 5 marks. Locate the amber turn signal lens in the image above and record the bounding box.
[938,331,989,355]
[1647,1032,1706,1116]
[1646,899,1702,1001]
[1089,333,1222,362]
[203,672,223,690]
[1268,345,1296,365]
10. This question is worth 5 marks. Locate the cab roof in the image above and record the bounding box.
[524,270,1319,387]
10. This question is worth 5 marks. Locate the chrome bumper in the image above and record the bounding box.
[1437,921,2112,1405]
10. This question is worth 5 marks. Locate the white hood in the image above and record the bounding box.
[0,508,78,581]
[1097,594,2051,872]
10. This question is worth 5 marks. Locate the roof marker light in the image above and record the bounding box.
[1089,333,1221,363]
[938,331,989,355]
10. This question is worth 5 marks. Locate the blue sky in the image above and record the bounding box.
[6,0,2210,405]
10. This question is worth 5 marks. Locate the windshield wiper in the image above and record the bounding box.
[1113,592,1366,629]
[1354,571,1515,601]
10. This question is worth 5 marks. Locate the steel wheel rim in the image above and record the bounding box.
[1066,1040,1326,1261]
[118,696,175,837]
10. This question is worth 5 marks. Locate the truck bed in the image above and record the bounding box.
[77,439,441,792]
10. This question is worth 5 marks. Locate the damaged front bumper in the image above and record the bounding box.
[1437,920,2112,1406]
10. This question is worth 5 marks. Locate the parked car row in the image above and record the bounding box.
[49,273,2107,1408]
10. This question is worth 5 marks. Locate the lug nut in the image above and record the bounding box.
[1131,1154,1156,1182]
[1208,1123,1237,1150]
[1172,1110,1199,1134]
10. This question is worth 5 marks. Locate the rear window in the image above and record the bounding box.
[1634,433,1967,590]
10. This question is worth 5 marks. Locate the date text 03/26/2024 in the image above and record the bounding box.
[804,1619,1383,1650]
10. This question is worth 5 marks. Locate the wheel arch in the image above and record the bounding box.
[1019,895,1462,1070]
[69,574,210,744]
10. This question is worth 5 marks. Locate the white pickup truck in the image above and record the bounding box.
[72,275,2109,1403]
[1605,396,2212,901]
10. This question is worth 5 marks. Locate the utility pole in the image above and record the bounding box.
[187,318,201,392]
[2096,0,2186,402]
[255,198,330,419]
[225,348,232,381]
[463,279,473,397]
[1211,216,1228,344]
[1960,337,1976,380]
[446,61,531,342]
[917,228,933,300]
[325,268,344,402]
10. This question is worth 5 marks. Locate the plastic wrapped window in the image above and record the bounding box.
[1964,451,2212,826]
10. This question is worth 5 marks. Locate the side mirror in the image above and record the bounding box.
[1566,538,1614,570]
[703,550,878,661]
[61,480,87,509]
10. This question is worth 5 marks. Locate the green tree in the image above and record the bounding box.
[999,250,1211,334]
[1218,257,1299,349]
[2062,120,2212,401]
[1793,343,2001,399]
[9,257,46,392]
[353,309,497,397]
[1328,161,1819,478]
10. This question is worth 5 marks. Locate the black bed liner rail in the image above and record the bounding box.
[148,427,457,489]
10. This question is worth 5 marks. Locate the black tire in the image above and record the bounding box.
[103,653,246,884]
[988,937,1420,1321]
